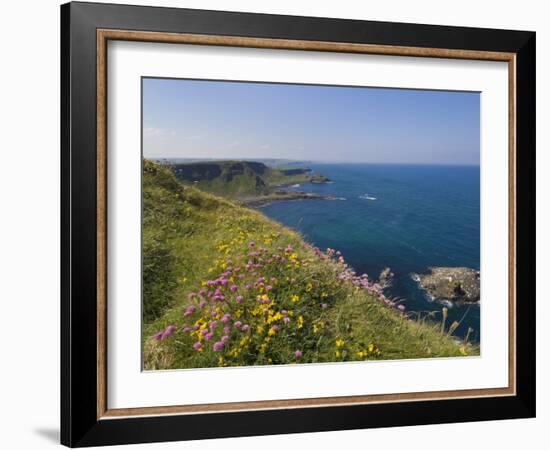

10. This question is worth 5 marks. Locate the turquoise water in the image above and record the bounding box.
[261,164,480,341]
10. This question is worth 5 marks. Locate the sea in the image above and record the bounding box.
[260,163,480,342]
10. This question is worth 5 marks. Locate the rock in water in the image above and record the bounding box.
[413,267,480,304]
[378,267,394,289]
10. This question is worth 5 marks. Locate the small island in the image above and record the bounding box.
[413,267,480,304]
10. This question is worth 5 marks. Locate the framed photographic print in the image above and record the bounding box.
[60,1,536,447]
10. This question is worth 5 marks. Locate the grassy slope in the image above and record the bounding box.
[143,160,479,370]
[173,160,316,198]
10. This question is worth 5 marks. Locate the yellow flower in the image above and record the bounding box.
[356,351,366,358]
[297,315,304,329]
[335,338,345,348]
[291,294,300,303]
[306,283,313,292]
[335,350,341,358]
[459,346,467,356]
[368,343,375,353]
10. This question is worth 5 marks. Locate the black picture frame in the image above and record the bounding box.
[61,1,536,447]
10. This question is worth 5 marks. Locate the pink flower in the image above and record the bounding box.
[183,305,196,317]
[223,326,231,334]
[241,324,250,333]
[248,241,256,248]
[221,335,230,344]
[230,285,238,293]
[236,295,244,304]
[210,320,218,330]
[234,321,242,329]
[205,332,214,341]
[283,317,291,324]
[193,342,202,351]
[161,325,177,339]
[294,350,302,359]
[188,292,196,299]
[153,331,164,340]
[201,329,209,336]
[199,299,208,309]
[182,326,192,334]
[213,341,225,352]
[397,304,406,312]
[221,314,231,324]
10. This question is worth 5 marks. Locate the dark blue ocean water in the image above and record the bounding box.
[261,164,480,342]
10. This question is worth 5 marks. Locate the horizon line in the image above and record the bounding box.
[145,156,480,167]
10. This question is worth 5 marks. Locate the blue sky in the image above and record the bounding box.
[143,78,480,165]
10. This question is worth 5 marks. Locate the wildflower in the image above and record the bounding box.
[204,332,214,341]
[291,294,300,303]
[297,315,304,329]
[223,326,232,334]
[183,305,196,317]
[182,326,192,334]
[201,329,209,336]
[234,321,242,329]
[294,350,302,359]
[193,342,202,351]
[152,331,164,341]
[162,325,177,339]
[335,338,345,348]
[397,304,406,312]
[321,303,328,309]
[188,292,196,299]
[221,335,230,344]
[213,341,225,352]
[199,299,207,309]
[459,346,468,356]
[236,295,244,304]
[210,320,218,329]
[230,285,238,293]
[248,241,256,248]
[221,314,231,324]
[268,325,279,336]
[283,317,291,324]
[241,324,250,333]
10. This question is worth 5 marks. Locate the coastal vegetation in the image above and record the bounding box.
[142,159,479,370]
[170,160,330,205]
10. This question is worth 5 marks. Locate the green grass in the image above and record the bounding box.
[172,160,318,199]
[142,160,479,370]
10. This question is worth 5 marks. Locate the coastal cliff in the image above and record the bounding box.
[142,160,478,369]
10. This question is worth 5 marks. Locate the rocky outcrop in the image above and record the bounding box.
[413,267,480,304]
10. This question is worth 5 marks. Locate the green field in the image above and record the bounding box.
[142,160,479,370]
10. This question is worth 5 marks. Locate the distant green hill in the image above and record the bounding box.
[142,160,478,370]
[171,160,328,198]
